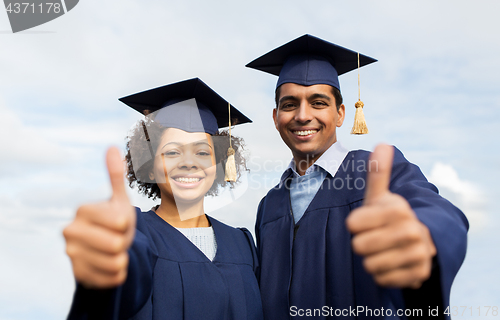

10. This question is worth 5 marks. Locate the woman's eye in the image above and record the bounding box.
[197,151,211,156]
[163,151,180,156]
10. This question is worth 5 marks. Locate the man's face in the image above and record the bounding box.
[273,83,345,162]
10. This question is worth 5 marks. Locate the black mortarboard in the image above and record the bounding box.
[120,78,247,183]
[119,78,251,134]
[246,34,377,91]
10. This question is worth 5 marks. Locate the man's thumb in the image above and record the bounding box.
[364,144,394,204]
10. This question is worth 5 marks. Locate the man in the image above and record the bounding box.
[247,35,468,319]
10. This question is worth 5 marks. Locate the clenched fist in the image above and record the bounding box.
[346,144,436,289]
[63,147,136,289]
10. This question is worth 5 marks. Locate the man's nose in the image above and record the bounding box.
[294,102,313,123]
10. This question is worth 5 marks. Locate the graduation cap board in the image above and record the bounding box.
[119,78,251,135]
[120,78,250,182]
[246,34,377,134]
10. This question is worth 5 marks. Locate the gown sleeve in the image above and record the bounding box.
[238,227,260,277]
[67,208,158,320]
[390,147,469,318]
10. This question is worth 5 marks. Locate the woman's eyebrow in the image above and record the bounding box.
[194,141,213,149]
[160,142,181,150]
[161,140,213,150]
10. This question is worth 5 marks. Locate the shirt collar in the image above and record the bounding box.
[279,141,349,186]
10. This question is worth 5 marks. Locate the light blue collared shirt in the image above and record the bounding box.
[280,142,349,224]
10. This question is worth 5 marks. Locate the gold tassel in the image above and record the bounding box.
[351,100,368,134]
[351,52,369,135]
[225,102,237,182]
[225,147,237,182]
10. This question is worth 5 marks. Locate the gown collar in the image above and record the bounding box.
[279,141,349,186]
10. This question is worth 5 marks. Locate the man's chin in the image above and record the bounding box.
[292,149,321,161]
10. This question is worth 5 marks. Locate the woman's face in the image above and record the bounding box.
[150,128,217,204]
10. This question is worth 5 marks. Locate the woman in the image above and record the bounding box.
[64,78,263,320]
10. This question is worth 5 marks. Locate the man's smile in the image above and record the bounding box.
[292,129,319,136]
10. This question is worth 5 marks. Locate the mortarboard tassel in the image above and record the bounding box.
[351,53,369,135]
[225,102,237,182]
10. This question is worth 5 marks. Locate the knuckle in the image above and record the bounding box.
[362,258,377,274]
[411,281,423,289]
[63,222,83,239]
[383,201,399,215]
[65,244,78,258]
[404,222,421,242]
[107,210,128,231]
[420,263,432,280]
[75,206,89,218]
[75,267,95,287]
[394,195,412,211]
[414,245,428,261]
[429,242,437,256]
[110,236,126,253]
[112,270,128,286]
[114,215,129,231]
[411,265,430,282]
[351,237,365,254]
[345,215,355,231]
[121,253,130,268]
[414,268,426,281]
[110,253,129,272]
[346,211,361,232]
[89,276,108,289]
[374,274,389,287]
[62,225,73,239]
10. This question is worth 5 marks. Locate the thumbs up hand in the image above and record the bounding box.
[63,147,136,289]
[346,144,436,289]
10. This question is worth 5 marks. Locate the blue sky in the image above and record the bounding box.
[0,0,499,318]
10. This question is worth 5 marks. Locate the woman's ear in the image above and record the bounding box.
[149,170,155,181]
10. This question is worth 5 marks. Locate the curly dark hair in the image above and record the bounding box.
[125,118,248,200]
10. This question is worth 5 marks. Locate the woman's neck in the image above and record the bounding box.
[155,196,210,228]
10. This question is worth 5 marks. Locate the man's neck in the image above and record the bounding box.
[293,154,317,176]
[292,140,337,176]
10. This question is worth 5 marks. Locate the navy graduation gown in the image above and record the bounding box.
[255,148,468,320]
[68,209,263,320]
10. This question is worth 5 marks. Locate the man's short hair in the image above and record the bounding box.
[274,85,343,110]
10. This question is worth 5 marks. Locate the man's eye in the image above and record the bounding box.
[312,101,327,107]
[281,103,295,110]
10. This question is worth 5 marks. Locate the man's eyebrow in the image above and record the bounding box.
[309,93,331,101]
[278,95,299,105]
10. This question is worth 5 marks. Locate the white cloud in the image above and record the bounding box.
[0,100,69,168]
[428,162,487,231]
[1,0,500,317]
[0,195,75,319]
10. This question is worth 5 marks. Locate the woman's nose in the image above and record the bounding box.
[178,152,198,169]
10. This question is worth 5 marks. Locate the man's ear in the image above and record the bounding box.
[337,104,346,127]
[272,108,279,130]
[149,170,155,181]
